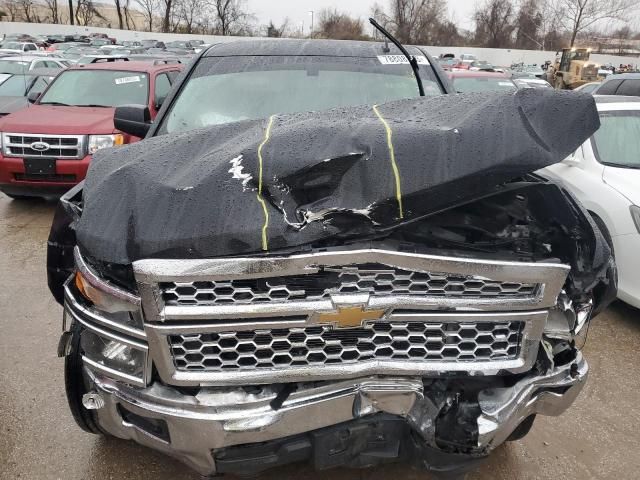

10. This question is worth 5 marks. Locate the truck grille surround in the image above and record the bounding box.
[2,133,85,159]
[160,266,538,306]
[133,250,569,386]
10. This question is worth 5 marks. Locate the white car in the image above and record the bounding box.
[0,55,70,73]
[542,96,640,308]
[0,41,39,53]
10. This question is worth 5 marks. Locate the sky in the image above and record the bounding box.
[246,0,478,34]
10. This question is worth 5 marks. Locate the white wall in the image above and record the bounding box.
[1,21,638,68]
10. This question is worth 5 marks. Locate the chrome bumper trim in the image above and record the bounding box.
[88,355,587,476]
[477,352,588,449]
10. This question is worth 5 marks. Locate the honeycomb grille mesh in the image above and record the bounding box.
[168,320,523,371]
[160,265,538,306]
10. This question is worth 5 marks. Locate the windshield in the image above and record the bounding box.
[0,75,32,96]
[0,60,29,74]
[452,76,517,93]
[591,111,640,169]
[39,70,148,107]
[158,54,443,135]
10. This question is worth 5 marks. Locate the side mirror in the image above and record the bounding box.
[114,104,151,138]
[27,90,41,104]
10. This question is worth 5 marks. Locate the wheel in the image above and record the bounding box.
[506,414,536,441]
[590,213,614,258]
[64,321,103,434]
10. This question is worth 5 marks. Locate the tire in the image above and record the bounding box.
[64,321,103,434]
[590,213,614,258]
[506,414,536,442]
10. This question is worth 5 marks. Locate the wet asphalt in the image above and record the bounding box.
[1,193,639,480]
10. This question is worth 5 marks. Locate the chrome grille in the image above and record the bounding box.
[161,265,538,306]
[168,320,523,371]
[2,133,85,159]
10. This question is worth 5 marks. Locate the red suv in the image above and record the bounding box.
[0,60,182,198]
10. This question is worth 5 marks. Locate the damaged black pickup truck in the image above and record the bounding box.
[48,40,615,477]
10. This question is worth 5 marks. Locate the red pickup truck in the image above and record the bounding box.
[0,60,182,199]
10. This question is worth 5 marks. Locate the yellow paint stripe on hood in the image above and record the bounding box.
[373,104,404,219]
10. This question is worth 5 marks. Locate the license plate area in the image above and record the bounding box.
[24,158,56,175]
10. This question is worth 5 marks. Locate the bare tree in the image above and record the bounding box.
[213,0,252,35]
[161,0,173,32]
[179,0,206,33]
[135,0,158,31]
[555,0,638,47]
[515,0,542,49]
[1,0,22,21]
[75,0,105,26]
[371,0,462,45]
[266,18,290,37]
[43,0,59,23]
[316,8,367,40]
[114,0,125,29]
[474,0,516,48]
[18,0,39,22]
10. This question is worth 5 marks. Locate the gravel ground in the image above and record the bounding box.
[1,194,639,480]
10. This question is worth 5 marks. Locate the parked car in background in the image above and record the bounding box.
[459,53,477,64]
[141,39,166,49]
[574,82,600,94]
[0,68,59,117]
[0,61,183,198]
[593,73,640,97]
[166,40,194,51]
[122,40,143,48]
[0,41,39,54]
[0,55,69,73]
[47,41,87,53]
[448,70,517,93]
[542,96,640,308]
[62,47,102,61]
[469,60,496,71]
[90,38,112,48]
[513,77,553,89]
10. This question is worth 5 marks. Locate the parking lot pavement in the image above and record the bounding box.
[1,192,639,480]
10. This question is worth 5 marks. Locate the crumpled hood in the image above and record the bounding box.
[76,89,599,264]
[603,166,640,205]
[0,104,116,134]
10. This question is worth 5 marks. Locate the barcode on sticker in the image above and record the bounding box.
[378,55,430,65]
[115,76,141,85]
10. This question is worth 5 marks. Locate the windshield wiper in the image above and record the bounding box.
[39,101,71,106]
[82,104,110,108]
[369,17,425,96]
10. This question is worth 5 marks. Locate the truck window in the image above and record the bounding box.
[154,73,172,108]
[39,70,149,107]
[616,80,640,97]
[158,55,443,135]
[597,79,622,95]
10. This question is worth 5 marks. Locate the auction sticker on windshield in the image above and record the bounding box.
[378,55,430,65]
[115,76,141,85]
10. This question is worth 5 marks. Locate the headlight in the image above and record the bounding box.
[74,248,139,314]
[630,205,640,234]
[87,134,124,155]
[80,328,147,383]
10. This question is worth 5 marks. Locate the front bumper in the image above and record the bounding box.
[613,233,640,309]
[0,154,92,197]
[83,354,587,476]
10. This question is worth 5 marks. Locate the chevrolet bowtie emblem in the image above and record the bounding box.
[318,306,386,328]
